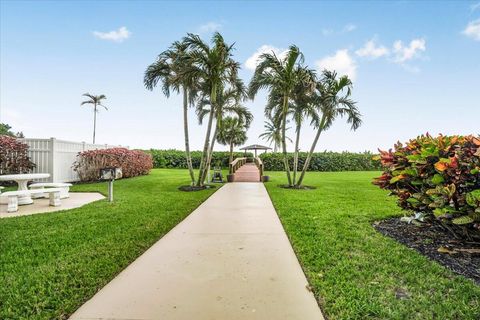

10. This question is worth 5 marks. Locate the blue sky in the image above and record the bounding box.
[1,0,479,152]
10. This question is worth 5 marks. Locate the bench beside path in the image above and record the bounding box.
[70,183,324,320]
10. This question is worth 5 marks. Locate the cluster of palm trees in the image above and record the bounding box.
[252,46,362,187]
[144,33,252,187]
[145,32,361,188]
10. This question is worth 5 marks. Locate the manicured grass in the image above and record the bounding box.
[0,169,218,319]
[265,171,480,320]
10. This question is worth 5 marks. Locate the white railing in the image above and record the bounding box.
[21,138,125,182]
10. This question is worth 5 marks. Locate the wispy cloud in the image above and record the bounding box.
[355,38,389,59]
[355,37,426,73]
[316,49,357,81]
[392,38,426,63]
[322,23,357,36]
[462,19,480,41]
[343,23,357,33]
[245,45,288,71]
[93,26,131,43]
[198,21,222,33]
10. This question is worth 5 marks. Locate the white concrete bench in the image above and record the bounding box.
[29,182,72,199]
[2,188,62,213]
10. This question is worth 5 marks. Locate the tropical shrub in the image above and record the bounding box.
[147,149,252,169]
[259,151,381,172]
[0,135,35,176]
[373,134,480,241]
[73,148,152,181]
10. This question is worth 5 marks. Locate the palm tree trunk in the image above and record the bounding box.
[229,141,234,164]
[183,87,195,185]
[297,115,326,187]
[292,122,301,185]
[196,109,214,186]
[93,103,97,144]
[281,95,292,186]
[202,121,218,184]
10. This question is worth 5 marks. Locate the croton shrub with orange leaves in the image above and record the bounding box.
[73,148,153,182]
[373,134,480,241]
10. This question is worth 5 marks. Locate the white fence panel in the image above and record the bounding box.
[22,138,125,182]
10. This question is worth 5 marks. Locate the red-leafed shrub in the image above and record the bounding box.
[373,134,480,241]
[73,148,152,181]
[0,135,35,176]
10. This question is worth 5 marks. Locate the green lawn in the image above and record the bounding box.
[0,169,218,319]
[265,171,480,320]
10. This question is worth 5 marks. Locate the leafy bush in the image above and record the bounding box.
[73,148,152,181]
[147,149,252,168]
[259,151,381,172]
[373,134,480,241]
[0,135,35,177]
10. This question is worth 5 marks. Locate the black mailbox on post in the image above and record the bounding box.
[99,167,122,202]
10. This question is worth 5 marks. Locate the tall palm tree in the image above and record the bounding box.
[81,93,107,144]
[183,32,241,186]
[196,81,251,180]
[217,116,249,164]
[296,71,362,187]
[144,40,197,185]
[249,46,314,186]
[290,70,319,185]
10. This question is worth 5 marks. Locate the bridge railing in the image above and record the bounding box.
[254,157,264,181]
[229,157,247,174]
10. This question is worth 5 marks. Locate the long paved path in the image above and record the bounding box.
[70,183,323,320]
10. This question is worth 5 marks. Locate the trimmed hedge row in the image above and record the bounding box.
[259,151,381,172]
[147,149,253,168]
[147,149,380,171]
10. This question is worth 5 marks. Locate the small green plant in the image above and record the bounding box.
[373,134,480,241]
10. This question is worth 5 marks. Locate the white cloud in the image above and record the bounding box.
[355,39,389,58]
[315,49,357,80]
[322,24,356,36]
[343,24,357,33]
[198,22,222,33]
[93,26,131,43]
[462,19,480,41]
[392,38,426,63]
[245,45,288,71]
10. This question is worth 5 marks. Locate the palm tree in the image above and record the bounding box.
[296,71,362,187]
[144,40,197,185]
[196,81,251,180]
[81,93,107,144]
[217,116,249,164]
[183,32,242,186]
[249,46,314,186]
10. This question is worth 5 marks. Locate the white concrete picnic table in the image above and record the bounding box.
[0,173,50,205]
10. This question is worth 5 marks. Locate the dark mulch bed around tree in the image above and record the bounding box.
[278,184,317,190]
[178,185,217,192]
[374,218,480,285]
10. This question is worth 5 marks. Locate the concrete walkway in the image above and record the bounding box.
[70,183,323,320]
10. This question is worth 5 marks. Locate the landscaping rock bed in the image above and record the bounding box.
[374,218,480,285]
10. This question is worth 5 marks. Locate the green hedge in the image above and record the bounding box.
[146,149,253,168]
[259,151,381,171]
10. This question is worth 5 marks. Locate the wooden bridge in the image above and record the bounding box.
[229,157,264,182]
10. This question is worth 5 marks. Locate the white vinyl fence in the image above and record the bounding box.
[22,138,126,182]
